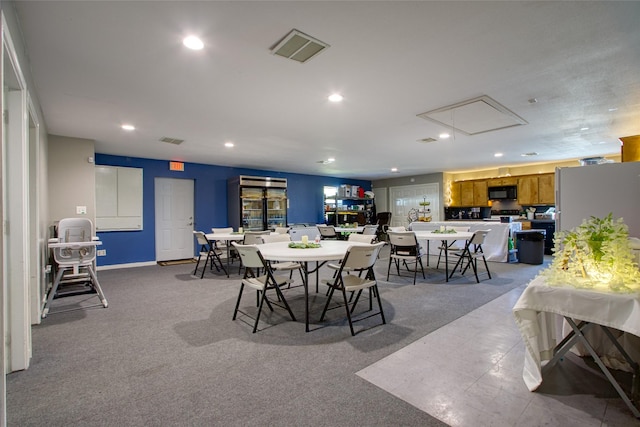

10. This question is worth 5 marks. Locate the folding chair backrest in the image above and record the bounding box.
[289,226,319,241]
[388,226,407,232]
[54,218,96,265]
[388,231,419,255]
[470,230,490,246]
[261,233,291,243]
[347,233,376,244]
[388,231,417,247]
[243,231,270,245]
[194,231,209,246]
[318,225,337,238]
[274,227,290,234]
[362,225,378,236]
[211,227,233,234]
[342,242,385,270]
[232,243,266,269]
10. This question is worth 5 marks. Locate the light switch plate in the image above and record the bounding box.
[76,205,87,214]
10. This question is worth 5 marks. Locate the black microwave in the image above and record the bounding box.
[488,185,517,200]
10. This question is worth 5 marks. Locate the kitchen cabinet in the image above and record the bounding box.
[450,182,461,206]
[324,196,374,225]
[460,181,474,206]
[538,174,555,204]
[487,177,517,187]
[517,176,539,205]
[473,181,488,206]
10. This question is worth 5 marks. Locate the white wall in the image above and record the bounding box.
[47,135,96,228]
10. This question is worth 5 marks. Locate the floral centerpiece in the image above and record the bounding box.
[541,213,640,293]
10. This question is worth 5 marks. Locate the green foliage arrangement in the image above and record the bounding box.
[542,213,640,293]
[288,242,321,249]
[432,229,457,234]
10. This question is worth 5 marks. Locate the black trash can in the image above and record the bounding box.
[515,230,546,265]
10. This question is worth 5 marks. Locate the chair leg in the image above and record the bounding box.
[193,253,202,276]
[232,283,245,320]
[86,266,108,308]
[252,288,269,333]
[320,286,336,321]
[272,284,296,321]
[342,287,356,336]
[374,285,386,324]
[42,268,65,318]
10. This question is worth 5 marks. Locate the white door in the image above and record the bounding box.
[155,178,194,261]
[389,183,440,228]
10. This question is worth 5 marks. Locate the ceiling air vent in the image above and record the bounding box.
[159,136,184,145]
[418,137,437,143]
[271,29,329,63]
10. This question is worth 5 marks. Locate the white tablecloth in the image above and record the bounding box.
[512,275,640,391]
[410,221,519,262]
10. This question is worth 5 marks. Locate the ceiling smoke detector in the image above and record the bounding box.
[271,29,329,63]
[159,136,184,145]
[418,137,437,143]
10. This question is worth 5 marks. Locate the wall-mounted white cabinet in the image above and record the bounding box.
[95,166,143,231]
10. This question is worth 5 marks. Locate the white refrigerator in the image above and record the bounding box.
[555,162,640,238]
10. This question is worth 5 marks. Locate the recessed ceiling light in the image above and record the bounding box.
[391,167,398,173]
[494,152,504,157]
[327,157,335,163]
[183,36,204,50]
[439,133,450,139]
[121,124,135,131]
[608,108,618,112]
[580,127,589,131]
[328,93,343,103]
[224,142,234,148]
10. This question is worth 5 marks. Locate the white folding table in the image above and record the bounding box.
[513,276,640,418]
[259,240,370,332]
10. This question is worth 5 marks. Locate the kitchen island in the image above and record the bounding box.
[409,221,522,262]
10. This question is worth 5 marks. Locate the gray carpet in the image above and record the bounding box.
[6,248,549,426]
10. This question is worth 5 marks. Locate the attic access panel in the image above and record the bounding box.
[418,95,527,135]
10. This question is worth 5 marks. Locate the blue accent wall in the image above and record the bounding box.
[95,154,371,266]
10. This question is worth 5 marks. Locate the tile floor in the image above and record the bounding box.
[357,285,640,426]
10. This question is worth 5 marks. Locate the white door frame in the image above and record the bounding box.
[154,178,195,261]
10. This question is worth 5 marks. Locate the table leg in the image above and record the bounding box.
[443,239,449,282]
[304,261,309,332]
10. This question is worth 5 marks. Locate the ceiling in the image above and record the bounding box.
[12,1,640,180]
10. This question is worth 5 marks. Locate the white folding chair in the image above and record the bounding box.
[386,231,425,285]
[320,242,386,336]
[231,242,297,333]
[193,231,228,278]
[42,218,108,318]
[449,230,492,282]
[261,233,306,286]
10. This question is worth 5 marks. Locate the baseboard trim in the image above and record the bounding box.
[97,261,157,271]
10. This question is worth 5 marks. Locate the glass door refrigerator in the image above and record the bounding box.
[228,175,288,231]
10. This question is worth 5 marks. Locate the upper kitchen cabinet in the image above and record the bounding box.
[517,176,539,205]
[487,177,517,187]
[518,173,555,205]
[473,180,488,206]
[460,181,474,206]
[537,173,555,204]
